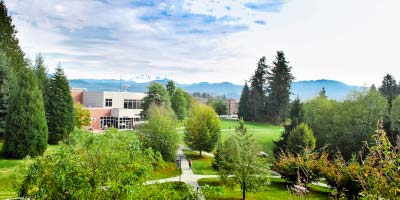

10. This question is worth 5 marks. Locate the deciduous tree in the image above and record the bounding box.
[184,103,220,156]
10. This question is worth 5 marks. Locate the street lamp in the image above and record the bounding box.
[91,117,96,133]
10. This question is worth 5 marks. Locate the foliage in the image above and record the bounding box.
[273,97,304,159]
[171,88,187,120]
[287,123,316,154]
[379,73,398,108]
[274,148,323,186]
[18,130,165,199]
[201,185,225,200]
[182,149,217,175]
[184,103,221,156]
[0,51,10,136]
[215,119,270,200]
[390,96,400,143]
[74,102,91,129]
[2,67,48,158]
[210,99,228,115]
[238,82,251,121]
[248,57,268,121]
[267,51,294,123]
[142,82,171,113]
[351,125,400,199]
[32,53,48,101]
[303,89,388,160]
[319,87,327,98]
[46,65,75,144]
[165,80,176,97]
[139,104,179,161]
[0,1,27,74]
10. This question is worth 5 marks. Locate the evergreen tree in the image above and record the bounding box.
[249,57,268,121]
[171,88,187,120]
[273,97,304,158]
[267,51,294,123]
[3,67,47,158]
[0,51,10,136]
[46,65,75,144]
[32,54,49,101]
[165,80,176,97]
[379,74,398,108]
[0,1,26,73]
[238,82,251,121]
[142,82,170,113]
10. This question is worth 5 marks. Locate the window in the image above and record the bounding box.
[105,99,112,107]
[124,99,144,109]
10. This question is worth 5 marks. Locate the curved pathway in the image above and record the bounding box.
[146,146,218,188]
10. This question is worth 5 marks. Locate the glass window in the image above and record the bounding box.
[105,99,112,107]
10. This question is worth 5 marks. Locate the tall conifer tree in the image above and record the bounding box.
[0,1,26,73]
[33,54,49,101]
[249,57,268,121]
[3,67,48,158]
[379,74,398,108]
[46,65,75,144]
[238,82,251,121]
[267,51,294,123]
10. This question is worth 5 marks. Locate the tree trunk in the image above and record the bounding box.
[242,181,246,200]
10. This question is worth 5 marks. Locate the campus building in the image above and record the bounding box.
[194,97,239,115]
[71,89,145,130]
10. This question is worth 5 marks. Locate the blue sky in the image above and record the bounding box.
[5,0,400,85]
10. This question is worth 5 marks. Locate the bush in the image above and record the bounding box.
[18,130,162,199]
[287,123,316,154]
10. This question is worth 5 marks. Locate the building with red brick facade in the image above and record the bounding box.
[71,89,145,130]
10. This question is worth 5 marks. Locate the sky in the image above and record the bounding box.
[4,0,400,86]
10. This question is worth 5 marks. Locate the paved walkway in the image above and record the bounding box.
[146,146,218,188]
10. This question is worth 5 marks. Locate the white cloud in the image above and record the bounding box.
[4,0,400,86]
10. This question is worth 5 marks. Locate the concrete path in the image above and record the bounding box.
[146,146,218,189]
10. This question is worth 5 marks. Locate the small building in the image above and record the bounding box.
[71,89,145,130]
[194,97,239,115]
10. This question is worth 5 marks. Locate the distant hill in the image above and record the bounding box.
[69,79,364,101]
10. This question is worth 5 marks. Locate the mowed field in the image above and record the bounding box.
[178,119,283,157]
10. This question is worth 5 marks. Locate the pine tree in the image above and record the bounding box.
[0,0,26,73]
[249,57,268,121]
[2,67,48,158]
[33,54,49,101]
[379,74,398,108]
[0,51,10,136]
[267,51,294,123]
[238,82,251,121]
[46,65,75,144]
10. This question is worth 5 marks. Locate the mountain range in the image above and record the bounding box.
[69,79,364,101]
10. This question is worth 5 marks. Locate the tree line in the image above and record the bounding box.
[238,51,294,124]
[0,1,76,158]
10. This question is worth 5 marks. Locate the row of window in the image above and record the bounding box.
[100,117,140,129]
[104,99,144,109]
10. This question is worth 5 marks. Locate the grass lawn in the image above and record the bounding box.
[178,119,283,158]
[0,142,60,199]
[152,162,181,180]
[182,149,217,175]
[219,119,283,157]
[198,177,331,200]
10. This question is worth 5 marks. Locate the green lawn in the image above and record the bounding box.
[198,177,330,200]
[182,149,217,175]
[179,119,283,158]
[152,162,181,180]
[219,119,283,157]
[0,142,60,199]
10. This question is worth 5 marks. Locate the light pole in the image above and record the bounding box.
[91,117,96,134]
